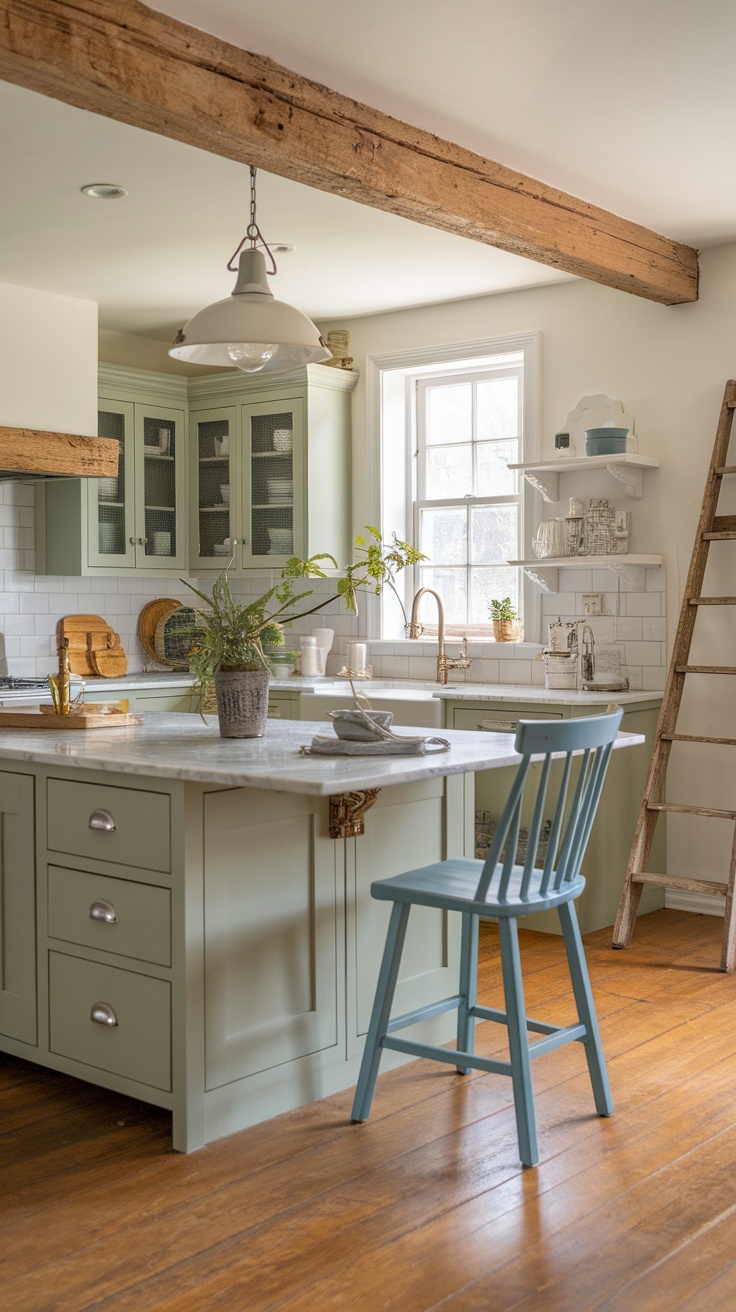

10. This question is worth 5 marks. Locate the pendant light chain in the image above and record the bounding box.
[227,166,277,274]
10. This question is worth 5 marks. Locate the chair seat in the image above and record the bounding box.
[371,857,586,917]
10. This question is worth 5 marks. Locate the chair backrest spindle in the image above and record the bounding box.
[473,709,624,905]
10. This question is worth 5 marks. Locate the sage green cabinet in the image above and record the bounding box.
[0,771,36,1047]
[188,364,358,575]
[36,366,188,576]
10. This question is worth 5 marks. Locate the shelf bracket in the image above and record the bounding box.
[329,789,380,838]
[521,469,559,503]
[521,565,559,593]
[607,561,646,588]
[606,463,643,499]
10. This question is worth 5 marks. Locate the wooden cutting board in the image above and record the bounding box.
[89,646,128,677]
[58,615,126,677]
[0,708,142,730]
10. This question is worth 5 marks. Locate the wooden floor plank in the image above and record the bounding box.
[3,911,736,1311]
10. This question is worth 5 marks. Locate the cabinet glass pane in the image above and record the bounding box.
[196,418,231,559]
[143,415,177,559]
[250,411,294,557]
[97,410,126,557]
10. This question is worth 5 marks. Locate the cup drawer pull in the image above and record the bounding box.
[89,899,118,925]
[89,809,116,832]
[90,1002,118,1027]
[478,719,518,732]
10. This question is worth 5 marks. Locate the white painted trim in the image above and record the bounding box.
[98,363,188,400]
[187,363,359,401]
[366,330,542,642]
[664,889,726,918]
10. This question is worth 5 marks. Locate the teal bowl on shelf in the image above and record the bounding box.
[584,427,628,456]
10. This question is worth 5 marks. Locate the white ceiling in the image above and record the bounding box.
[2,0,735,340]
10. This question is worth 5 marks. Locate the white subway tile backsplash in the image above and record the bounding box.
[642,616,667,642]
[614,617,643,641]
[504,661,532,684]
[381,656,409,679]
[20,592,49,614]
[623,592,661,617]
[642,666,666,690]
[625,641,661,666]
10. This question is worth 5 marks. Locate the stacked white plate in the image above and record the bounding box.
[267,478,293,504]
[268,528,293,553]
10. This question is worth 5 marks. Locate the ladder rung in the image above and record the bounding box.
[647,802,736,820]
[689,597,736,605]
[715,466,736,475]
[702,531,736,540]
[661,733,736,746]
[675,665,736,675]
[631,872,729,897]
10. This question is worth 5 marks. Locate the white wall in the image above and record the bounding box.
[317,239,736,893]
[0,282,98,434]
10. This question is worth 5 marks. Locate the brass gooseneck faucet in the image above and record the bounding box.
[408,588,472,685]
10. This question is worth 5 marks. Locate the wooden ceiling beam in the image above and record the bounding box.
[0,0,698,305]
[0,426,119,477]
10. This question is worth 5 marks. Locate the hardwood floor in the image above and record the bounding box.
[4,909,736,1311]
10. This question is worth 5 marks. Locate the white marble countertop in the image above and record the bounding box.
[0,714,644,795]
[80,672,662,707]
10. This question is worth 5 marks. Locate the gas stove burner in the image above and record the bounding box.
[0,676,51,690]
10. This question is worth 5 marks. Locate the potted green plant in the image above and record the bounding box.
[489,596,519,642]
[184,529,421,738]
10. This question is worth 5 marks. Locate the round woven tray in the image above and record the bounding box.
[153,606,198,670]
[138,599,181,663]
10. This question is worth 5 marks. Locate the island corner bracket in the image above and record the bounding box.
[329,789,381,839]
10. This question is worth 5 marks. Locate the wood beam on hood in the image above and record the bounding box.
[0,0,698,307]
[0,426,119,478]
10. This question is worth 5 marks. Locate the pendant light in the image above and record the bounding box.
[169,167,331,374]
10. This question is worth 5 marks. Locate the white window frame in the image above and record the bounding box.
[364,332,540,643]
[413,363,523,635]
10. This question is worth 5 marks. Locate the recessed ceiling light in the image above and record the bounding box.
[81,182,127,200]
[262,242,295,255]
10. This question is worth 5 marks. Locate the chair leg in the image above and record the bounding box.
[456,913,479,1074]
[558,900,613,1117]
[351,902,410,1123]
[498,918,538,1168]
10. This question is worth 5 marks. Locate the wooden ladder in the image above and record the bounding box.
[612,379,736,971]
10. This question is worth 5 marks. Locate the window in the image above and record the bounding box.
[373,333,539,641]
[414,361,522,632]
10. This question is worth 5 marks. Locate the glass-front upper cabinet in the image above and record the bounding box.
[37,367,188,577]
[189,407,236,573]
[187,365,358,578]
[241,398,305,566]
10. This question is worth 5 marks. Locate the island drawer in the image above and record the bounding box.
[46,779,170,872]
[453,707,564,733]
[47,866,171,966]
[48,951,171,1091]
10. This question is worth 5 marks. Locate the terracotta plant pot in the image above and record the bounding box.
[492,619,516,642]
[214,668,270,738]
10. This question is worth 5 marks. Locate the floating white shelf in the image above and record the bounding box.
[508,553,663,593]
[508,453,659,501]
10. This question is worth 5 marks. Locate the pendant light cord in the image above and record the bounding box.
[227,166,278,274]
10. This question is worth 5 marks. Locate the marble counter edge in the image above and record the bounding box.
[0,716,645,796]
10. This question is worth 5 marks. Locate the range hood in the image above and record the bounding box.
[0,425,118,482]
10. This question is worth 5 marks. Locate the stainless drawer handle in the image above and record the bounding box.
[90,1002,118,1027]
[89,809,116,832]
[478,719,518,732]
[89,899,118,924]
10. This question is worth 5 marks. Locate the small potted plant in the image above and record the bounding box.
[489,596,519,642]
[184,530,421,738]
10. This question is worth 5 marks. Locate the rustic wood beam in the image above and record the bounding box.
[0,0,699,305]
[0,427,118,477]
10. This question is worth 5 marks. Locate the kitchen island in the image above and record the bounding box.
[0,715,643,1151]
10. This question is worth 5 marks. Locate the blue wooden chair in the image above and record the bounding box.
[351,708,623,1167]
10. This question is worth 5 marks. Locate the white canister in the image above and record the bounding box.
[299,635,320,676]
[311,628,334,677]
[346,641,369,676]
[273,429,293,453]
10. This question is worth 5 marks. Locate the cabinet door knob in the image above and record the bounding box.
[129,537,136,545]
[90,1002,118,1027]
[89,808,116,832]
[89,899,118,924]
